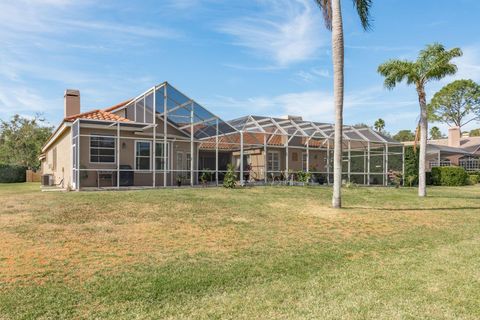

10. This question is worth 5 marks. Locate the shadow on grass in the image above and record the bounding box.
[344,206,480,212]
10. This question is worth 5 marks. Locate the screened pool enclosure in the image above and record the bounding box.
[71,82,404,190]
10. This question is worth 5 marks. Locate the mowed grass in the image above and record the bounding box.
[0,183,480,319]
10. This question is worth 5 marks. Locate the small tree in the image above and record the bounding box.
[223,164,237,188]
[378,43,462,197]
[374,118,385,132]
[0,114,53,169]
[470,128,480,137]
[428,79,480,129]
[429,126,444,139]
[393,130,415,142]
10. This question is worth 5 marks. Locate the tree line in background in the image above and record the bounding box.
[0,114,53,170]
[365,78,480,142]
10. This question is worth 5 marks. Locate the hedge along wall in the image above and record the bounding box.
[431,166,469,186]
[0,164,27,183]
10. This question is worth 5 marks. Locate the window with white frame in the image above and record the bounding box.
[176,151,183,173]
[186,153,191,178]
[90,136,115,163]
[302,152,308,171]
[155,142,168,170]
[267,151,280,172]
[135,141,151,170]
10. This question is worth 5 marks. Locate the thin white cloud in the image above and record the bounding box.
[219,0,326,66]
[296,68,330,82]
[446,44,480,82]
[55,19,181,39]
[0,84,58,116]
[207,86,417,124]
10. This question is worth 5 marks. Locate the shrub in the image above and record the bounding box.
[296,171,311,184]
[223,164,237,188]
[431,166,469,186]
[0,164,27,183]
[406,175,417,187]
[200,169,212,186]
[468,174,479,185]
[404,146,419,185]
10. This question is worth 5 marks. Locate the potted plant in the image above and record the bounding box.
[296,170,311,186]
[200,170,212,187]
[176,175,185,187]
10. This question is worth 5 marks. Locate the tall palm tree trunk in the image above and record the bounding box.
[417,85,427,197]
[331,0,344,208]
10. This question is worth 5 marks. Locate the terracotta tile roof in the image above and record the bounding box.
[64,109,130,122]
[103,99,133,112]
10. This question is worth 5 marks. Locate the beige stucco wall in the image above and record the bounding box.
[77,125,198,187]
[232,147,329,180]
[41,127,72,188]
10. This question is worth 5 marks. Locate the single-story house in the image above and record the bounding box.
[403,127,480,172]
[40,82,403,190]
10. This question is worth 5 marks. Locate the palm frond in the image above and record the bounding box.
[377,60,418,90]
[352,0,373,31]
[314,0,332,30]
[418,43,462,83]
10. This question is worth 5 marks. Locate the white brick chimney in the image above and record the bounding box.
[64,89,80,118]
[448,126,461,147]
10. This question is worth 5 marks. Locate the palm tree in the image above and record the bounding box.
[378,43,462,197]
[374,118,385,132]
[314,0,373,208]
[429,126,443,139]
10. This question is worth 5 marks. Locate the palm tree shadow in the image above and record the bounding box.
[428,195,480,200]
[344,206,480,212]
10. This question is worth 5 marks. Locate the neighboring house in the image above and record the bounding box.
[40,82,403,190]
[403,127,480,172]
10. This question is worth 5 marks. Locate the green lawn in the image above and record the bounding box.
[1,183,480,319]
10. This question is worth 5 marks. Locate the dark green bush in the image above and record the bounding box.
[404,146,419,185]
[0,164,27,183]
[431,166,469,186]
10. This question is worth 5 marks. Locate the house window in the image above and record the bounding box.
[267,151,280,172]
[176,152,183,173]
[292,152,298,162]
[52,147,57,170]
[186,153,191,179]
[90,136,115,163]
[302,153,308,171]
[135,141,151,170]
[155,142,168,170]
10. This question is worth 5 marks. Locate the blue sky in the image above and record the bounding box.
[1,0,479,134]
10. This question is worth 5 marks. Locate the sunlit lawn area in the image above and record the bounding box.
[0,183,479,319]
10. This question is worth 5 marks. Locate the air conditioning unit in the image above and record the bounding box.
[41,174,54,186]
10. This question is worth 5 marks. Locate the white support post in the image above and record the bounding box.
[163,85,168,187]
[190,103,194,187]
[264,134,268,184]
[240,131,244,186]
[117,122,120,189]
[76,121,80,191]
[152,88,156,188]
[286,143,289,183]
[327,140,330,185]
[363,149,366,185]
[347,140,351,183]
[215,119,219,186]
[402,145,405,186]
[385,143,389,186]
[367,141,371,186]
[306,141,310,173]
